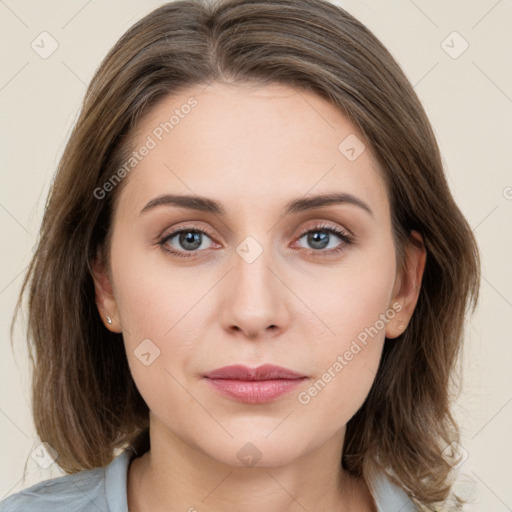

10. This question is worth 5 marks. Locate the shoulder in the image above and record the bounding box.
[368,467,418,512]
[0,467,106,512]
[0,450,133,512]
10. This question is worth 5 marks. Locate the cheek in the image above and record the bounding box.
[109,237,217,409]
[110,230,204,340]
[298,237,396,348]
[293,241,396,417]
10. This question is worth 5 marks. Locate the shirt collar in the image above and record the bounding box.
[105,449,417,511]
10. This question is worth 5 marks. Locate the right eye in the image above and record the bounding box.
[158,225,217,258]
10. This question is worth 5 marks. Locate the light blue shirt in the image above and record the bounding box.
[0,450,416,511]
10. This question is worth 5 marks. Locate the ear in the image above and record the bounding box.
[385,230,426,339]
[91,247,122,333]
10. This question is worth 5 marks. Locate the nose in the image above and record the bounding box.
[218,247,290,340]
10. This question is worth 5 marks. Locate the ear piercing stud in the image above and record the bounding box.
[106,315,112,325]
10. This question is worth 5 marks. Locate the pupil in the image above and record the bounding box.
[180,231,201,250]
[308,231,328,249]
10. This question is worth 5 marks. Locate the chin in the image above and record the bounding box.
[199,431,309,469]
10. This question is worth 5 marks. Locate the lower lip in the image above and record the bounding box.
[204,378,307,404]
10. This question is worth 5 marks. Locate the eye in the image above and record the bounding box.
[158,225,216,258]
[293,223,354,258]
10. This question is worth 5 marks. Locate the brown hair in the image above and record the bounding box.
[11,0,480,509]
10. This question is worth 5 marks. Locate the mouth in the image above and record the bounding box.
[202,364,308,404]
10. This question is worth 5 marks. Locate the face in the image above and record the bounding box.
[94,82,421,468]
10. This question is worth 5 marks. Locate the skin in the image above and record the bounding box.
[92,82,426,512]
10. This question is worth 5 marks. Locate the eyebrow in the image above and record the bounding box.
[139,192,373,218]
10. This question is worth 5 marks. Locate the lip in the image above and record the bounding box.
[203,364,306,380]
[203,364,308,404]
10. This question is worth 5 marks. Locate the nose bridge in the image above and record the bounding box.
[219,233,288,337]
[233,236,278,310]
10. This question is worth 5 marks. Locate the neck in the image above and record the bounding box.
[127,417,376,512]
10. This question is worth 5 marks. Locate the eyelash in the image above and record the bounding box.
[158,222,355,259]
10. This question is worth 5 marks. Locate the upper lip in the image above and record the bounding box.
[203,364,306,380]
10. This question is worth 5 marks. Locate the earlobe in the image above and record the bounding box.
[386,318,407,339]
[386,230,426,339]
[91,249,122,333]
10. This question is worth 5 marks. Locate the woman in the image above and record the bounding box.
[1,0,480,510]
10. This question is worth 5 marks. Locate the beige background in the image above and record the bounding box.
[1,0,511,510]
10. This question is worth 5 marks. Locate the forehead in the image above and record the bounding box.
[117,81,389,220]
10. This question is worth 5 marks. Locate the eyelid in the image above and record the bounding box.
[159,222,219,242]
[295,220,353,240]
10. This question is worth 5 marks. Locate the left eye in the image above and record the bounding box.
[294,225,354,255]
[297,229,343,250]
